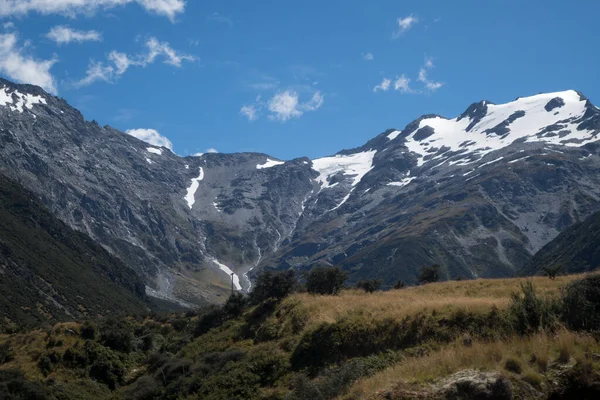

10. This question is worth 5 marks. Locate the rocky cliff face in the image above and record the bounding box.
[1,78,599,305]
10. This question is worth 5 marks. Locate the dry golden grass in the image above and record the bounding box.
[287,274,582,332]
[342,329,597,400]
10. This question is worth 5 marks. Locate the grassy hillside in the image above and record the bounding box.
[522,209,600,276]
[1,274,600,399]
[0,174,148,330]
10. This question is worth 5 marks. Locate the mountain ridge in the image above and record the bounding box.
[1,77,600,306]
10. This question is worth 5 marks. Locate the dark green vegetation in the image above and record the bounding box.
[1,273,600,399]
[0,174,147,331]
[524,209,600,276]
[305,266,348,295]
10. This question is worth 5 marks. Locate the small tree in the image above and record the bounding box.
[305,266,348,295]
[393,280,406,290]
[249,270,297,304]
[418,264,441,285]
[356,279,382,293]
[542,265,562,280]
[223,292,247,317]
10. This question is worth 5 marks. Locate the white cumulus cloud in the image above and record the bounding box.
[126,128,173,150]
[393,15,418,38]
[394,74,413,93]
[0,0,186,21]
[373,77,391,92]
[46,26,101,45]
[76,37,195,87]
[240,104,258,121]
[363,52,374,61]
[0,32,58,93]
[418,58,444,92]
[267,90,324,122]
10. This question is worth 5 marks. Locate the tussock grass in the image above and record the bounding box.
[342,329,598,399]
[288,275,582,333]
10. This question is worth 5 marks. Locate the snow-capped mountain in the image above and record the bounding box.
[1,77,599,306]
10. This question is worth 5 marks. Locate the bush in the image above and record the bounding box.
[80,321,97,340]
[0,370,50,399]
[223,292,247,318]
[542,265,562,280]
[250,270,297,304]
[193,306,226,337]
[89,358,125,390]
[393,280,406,290]
[305,266,348,296]
[508,281,560,334]
[562,275,600,330]
[356,279,382,293]
[418,264,441,285]
[0,342,13,364]
[99,318,135,353]
[504,357,523,374]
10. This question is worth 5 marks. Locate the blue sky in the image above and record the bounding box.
[1,0,598,160]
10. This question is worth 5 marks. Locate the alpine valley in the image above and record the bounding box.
[1,78,600,309]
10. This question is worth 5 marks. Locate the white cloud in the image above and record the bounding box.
[207,12,233,27]
[145,37,195,67]
[363,52,374,61]
[240,104,258,121]
[0,0,186,21]
[0,32,57,93]
[75,60,114,87]
[267,90,324,121]
[126,128,173,150]
[394,74,413,93]
[393,15,418,38]
[418,59,444,92]
[76,37,195,87]
[373,77,391,92]
[268,91,302,121]
[46,26,101,45]
[193,148,218,156]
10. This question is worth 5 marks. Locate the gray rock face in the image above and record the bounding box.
[1,79,600,305]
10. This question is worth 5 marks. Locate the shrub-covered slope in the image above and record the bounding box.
[2,274,600,399]
[0,174,147,329]
[522,210,600,276]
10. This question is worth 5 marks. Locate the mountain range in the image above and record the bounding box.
[1,78,600,308]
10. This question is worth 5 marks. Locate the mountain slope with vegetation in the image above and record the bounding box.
[0,174,148,330]
[2,272,600,399]
[523,209,600,276]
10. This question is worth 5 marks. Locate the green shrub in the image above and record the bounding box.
[0,342,13,364]
[418,264,441,285]
[562,275,600,330]
[542,265,562,280]
[99,318,135,353]
[250,270,297,304]
[193,306,225,337]
[305,266,348,296]
[122,375,161,400]
[0,369,50,399]
[89,358,125,390]
[223,292,247,318]
[393,280,406,290]
[80,321,97,340]
[356,279,382,293]
[38,355,53,376]
[508,281,560,334]
[504,357,523,374]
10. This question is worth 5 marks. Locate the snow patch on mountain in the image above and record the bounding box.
[0,87,47,113]
[184,167,204,209]
[405,90,595,167]
[147,147,163,155]
[387,130,402,140]
[312,150,377,190]
[210,258,242,291]
[257,158,285,169]
[388,177,416,188]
